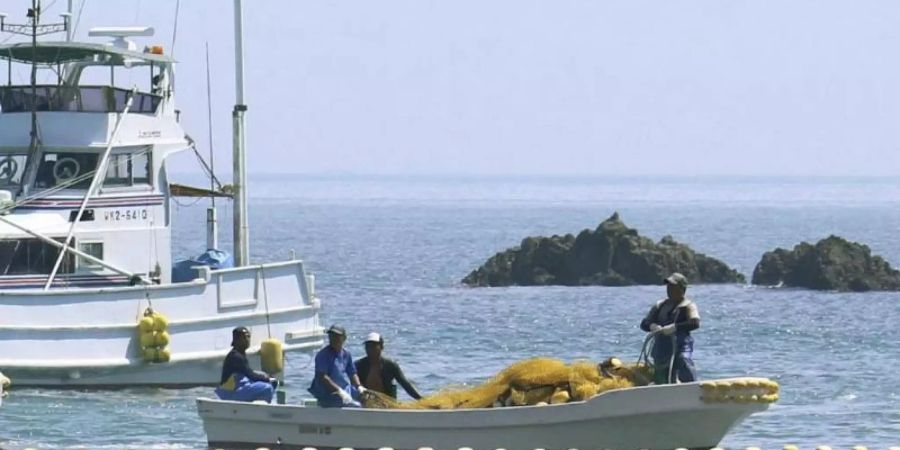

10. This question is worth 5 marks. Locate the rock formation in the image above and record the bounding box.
[752,235,900,292]
[463,213,745,287]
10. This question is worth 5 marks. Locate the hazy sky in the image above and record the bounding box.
[5,1,900,176]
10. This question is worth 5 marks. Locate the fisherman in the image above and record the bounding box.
[355,332,423,400]
[308,324,367,407]
[215,326,278,402]
[639,272,700,384]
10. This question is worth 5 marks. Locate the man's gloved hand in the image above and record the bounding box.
[649,323,662,333]
[337,388,354,405]
[357,385,368,396]
[661,324,677,335]
[269,378,279,389]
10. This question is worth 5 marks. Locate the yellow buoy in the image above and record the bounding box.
[142,347,158,363]
[260,338,284,375]
[152,313,168,332]
[138,316,154,333]
[156,348,171,363]
[154,331,170,347]
[139,331,156,348]
[549,389,570,404]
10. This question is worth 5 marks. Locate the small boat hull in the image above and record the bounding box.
[197,378,772,450]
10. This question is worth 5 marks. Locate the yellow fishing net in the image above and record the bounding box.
[361,357,652,410]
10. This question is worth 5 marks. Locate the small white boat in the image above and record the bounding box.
[197,377,777,450]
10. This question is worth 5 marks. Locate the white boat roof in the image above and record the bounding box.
[0,41,175,65]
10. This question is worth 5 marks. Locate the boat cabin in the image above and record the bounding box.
[0,29,189,288]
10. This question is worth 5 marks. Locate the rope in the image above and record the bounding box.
[170,0,180,57]
[72,0,87,37]
[260,264,272,339]
[639,331,678,384]
[171,196,202,207]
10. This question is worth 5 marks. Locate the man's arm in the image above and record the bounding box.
[317,372,344,393]
[233,353,270,382]
[675,303,700,332]
[676,318,700,332]
[345,352,362,388]
[354,358,366,387]
[314,351,343,393]
[639,304,659,332]
[389,360,423,400]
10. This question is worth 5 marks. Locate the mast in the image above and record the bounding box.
[27,0,40,197]
[232,0,249,265]
[0,1,70,198]
[66,0,73,42]
[0,0,71,194]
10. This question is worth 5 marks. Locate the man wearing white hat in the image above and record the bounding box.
[355,332,423,400]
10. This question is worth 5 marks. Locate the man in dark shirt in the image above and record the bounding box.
[639,273,701,384]
[355,332,422,400]
[214,326,277,402]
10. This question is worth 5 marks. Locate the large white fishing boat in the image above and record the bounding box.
[0,0,323,386]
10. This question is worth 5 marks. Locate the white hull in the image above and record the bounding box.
[0,261,324,387]
[197,378,772,450]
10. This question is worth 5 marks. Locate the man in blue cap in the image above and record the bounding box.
[308,324,367,407]
[640,273,700,384]
[215,326,278,402]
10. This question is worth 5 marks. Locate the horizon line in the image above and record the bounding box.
[167,171,900,180]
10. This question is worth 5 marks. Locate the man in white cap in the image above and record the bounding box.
[639,272,700,384]
[355,332,423,400]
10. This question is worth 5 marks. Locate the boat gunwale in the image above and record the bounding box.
[0,304,318,332]
[0,339,324,370]
[0,260,306,297]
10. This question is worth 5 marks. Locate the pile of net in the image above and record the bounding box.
[361,357,652,410]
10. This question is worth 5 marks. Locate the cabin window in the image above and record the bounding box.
[78,242,104,268]
[0,239,75,275]
[133,153,150,184]
[33,152,99,190]
[0,153,27,189]
[104,151,152,188]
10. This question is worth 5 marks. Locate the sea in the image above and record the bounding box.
[1,175,899,449]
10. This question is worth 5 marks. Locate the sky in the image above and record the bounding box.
[4,0,900,177]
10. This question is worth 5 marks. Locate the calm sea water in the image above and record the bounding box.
[2,176,900,449]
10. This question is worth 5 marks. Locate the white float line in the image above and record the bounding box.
[232,446,898,450]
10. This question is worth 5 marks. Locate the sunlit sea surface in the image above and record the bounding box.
[2,175,899,448]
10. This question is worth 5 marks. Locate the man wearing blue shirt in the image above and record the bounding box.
[308,324,367,407]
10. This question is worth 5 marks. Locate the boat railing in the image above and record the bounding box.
[0,85,160,114]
